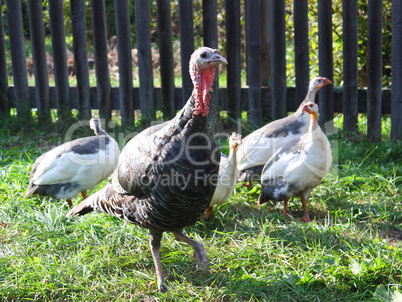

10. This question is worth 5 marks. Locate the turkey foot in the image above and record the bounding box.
[173,231,209,273]
[301,196,312,223]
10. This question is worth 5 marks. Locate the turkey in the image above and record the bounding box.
[236,77,332,185]
[203,132,242,219]
[66,47,227,292]
[25,118,119,207]
[257,102,332,222]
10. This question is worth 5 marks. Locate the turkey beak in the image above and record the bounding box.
[323,78,332,86]
[210,54,227,65]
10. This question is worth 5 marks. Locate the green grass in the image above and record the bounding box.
[0,115,401,301]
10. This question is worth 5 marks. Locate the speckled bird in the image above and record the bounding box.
[66,47,227,292]
[236,77,332,185]
[25,118,119,207]
[258,102,332,222]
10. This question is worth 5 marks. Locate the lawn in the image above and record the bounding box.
[0,114,401,301]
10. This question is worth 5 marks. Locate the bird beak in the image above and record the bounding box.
[211,54,228,65]
[323,78,332,86]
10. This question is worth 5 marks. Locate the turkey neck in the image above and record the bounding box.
[299,85,320,109]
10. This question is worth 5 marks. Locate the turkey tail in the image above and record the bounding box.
[66,182,127,219]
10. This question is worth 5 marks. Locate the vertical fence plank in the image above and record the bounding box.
[294,0,309,104]
[49,0,71,122]
[260,0,271,87]
[225,0,241,123]
[6,0,30,119]
[367,0,382,141]
[391,0,402,140]
[342,0,358,133]
[0,0,9,116]
[157,0,175,119]
[27,0,50,121]
[114,0,134,126]
[178,1,194,109]
[318,0,334,127]
[71,0,90,120]
[134,0,154,124]
[91,0,111,120]
[203,0,220,125]
[271,0,286,120]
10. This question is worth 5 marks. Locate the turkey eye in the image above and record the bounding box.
[201,52,208,58]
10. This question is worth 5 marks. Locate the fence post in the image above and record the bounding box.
[260,0,271,88]
[134,0,154,125]
[71,0,91,120]
[157,0,175,119]
[114,0,134,126]
[294,0,309,104]
[27,0,50,122]
[271,0,286,121]
[203,0,220,126]
[0,0,9,116]
[6,0,30,119]
[318,0,334,128]
[49,0,71,122]
[225,0,241,124]
[342,0,358,134]
[178,1,194,110]
[367,0,382,141]
[392,0,402,140]
[91,0,111,121]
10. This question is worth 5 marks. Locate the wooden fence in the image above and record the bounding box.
[0,0,401,140]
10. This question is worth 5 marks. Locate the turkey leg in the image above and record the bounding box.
[173,231,209,273]
[149,231,168,292]
[301,196,312,222]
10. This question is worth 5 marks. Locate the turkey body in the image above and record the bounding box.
[258,102,332,222]
[25,118,119,207]
[237,77,331,184]
[67,47,227,292]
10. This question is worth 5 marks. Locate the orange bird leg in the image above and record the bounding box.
[301,196,312,222]
[81,190,88,200]
[282,197,290,217]
[202,206,214,220]
[66,199,73,208]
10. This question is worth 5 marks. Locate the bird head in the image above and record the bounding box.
[190,47,227,117]
[310,77,332,91]
[229,132,242,150]
[89,117,101,131]
[302,102,319,121]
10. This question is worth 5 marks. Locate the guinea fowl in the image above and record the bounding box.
[66,47,227,292]
[258,102,332,222]
[203,132,242,219]
[25,118,119,207]
[236,77,332,184]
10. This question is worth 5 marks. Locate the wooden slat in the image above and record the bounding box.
[392,0,402,140]
[91,0,111,120]
[114,0,134,126]
[27,0,50,121]
[225,0,241,122]
[293,0,309,104]
[71,0,91,120]
[134,0,154,124]
[342,0,358,133]
[178,1,194,109]
[260,0,271,87]
[48,0,71,121]
[157,0,175,119]
[0,0,9,115]
[203,0,220,125]
[318,0,334,128]
[6,0,30,119]
[367,0,383,141]
[271,0,286,120]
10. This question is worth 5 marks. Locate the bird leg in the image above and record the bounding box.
[81,190,88,200]
[173,231,209,273]
[282,197,290,217]
[301,196,312,222]
[202,206,214,221]
[66,199,73,208]
[149,231,168,292]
